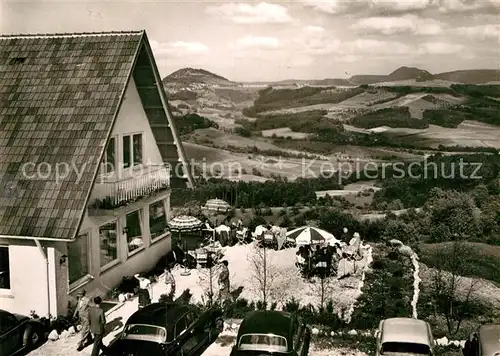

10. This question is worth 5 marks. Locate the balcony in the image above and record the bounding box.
[89,165,170,211]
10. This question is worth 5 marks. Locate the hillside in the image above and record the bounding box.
[434,69,500,84]
[163,67,234,87]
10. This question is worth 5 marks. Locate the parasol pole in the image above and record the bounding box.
[179,228,191,276]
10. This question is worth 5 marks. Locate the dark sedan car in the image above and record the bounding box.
[0,309,44,356]
[230,311,311,356]
[106,302,223,356]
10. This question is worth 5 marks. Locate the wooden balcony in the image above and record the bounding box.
[89,165,170,211]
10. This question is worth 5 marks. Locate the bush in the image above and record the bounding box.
[50,315,74,334]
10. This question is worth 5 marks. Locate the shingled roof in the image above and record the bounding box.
[0,30,193,241]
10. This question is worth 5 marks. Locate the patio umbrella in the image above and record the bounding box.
[168,215,203,276]
[286,226,339,246]
[168,215,203,232]
[203,198,230,212]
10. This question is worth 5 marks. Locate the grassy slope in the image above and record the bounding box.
[419,242,500,285]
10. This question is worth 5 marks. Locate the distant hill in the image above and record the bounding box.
[163,68,234,86]
[386,66,434,82]
[349,75,387,85]
[434,69,500,84]
[164,66,500,88]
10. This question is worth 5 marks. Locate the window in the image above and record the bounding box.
[149,200,168,240]
[185,311,197,327]
[122,133,143,169]
[103,137,116,173]
[238,334,287,353]
[133,134,143,166]
[68,233,89,284]
[0,247,10,289]
[381,342,430,355]
[174,316,187,338]
[126,210,143,252]
[100,222,118,267]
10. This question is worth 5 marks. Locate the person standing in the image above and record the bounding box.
[89,296,107,356]
[218,260,231,304]
[164,266,176,299]
[75,290,92,351]
[134,274,152,308]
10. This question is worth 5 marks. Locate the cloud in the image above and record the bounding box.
[150,40,208,57]
[344,39,412,55]
[206,2,293,24]
[300,0,433,14]
[232,36,281,49]
[351,15,443,35]
[456,24,500,42]
[417,42,464,54]
[303,25,325,33]
[438,0,500,13]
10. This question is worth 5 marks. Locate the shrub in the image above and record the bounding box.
[283,297,301,313]
[50,315,74,334]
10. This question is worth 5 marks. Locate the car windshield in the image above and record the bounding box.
[381,342,431,355]
[122,324,167,343]
[238,333,288,352]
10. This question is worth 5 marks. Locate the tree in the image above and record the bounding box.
[197,255,220,307]
[248,242,290,307]
[309,275,334,312]
[425,189,480,240]
[381,219,419,248]
[428,239,478,336]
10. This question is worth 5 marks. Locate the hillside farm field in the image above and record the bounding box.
[261,127,312,139]
[345,120,500,148]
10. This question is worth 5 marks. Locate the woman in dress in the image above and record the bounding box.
[134,274,152,308]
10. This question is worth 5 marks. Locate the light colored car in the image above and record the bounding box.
[375,317,435,356]
[464,324,500,356]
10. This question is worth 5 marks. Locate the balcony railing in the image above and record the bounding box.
[90,166,170,209]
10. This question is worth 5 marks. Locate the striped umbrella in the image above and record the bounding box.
[286,226,338,246]
[168,215,203,232]
[203,198,230,212]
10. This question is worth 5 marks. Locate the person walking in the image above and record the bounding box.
[218,260,231,304]
[75,290,92,351]
[88,296,107,356]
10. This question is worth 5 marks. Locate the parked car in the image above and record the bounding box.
[0,309,45,356]
[106,302,223,356]
[375,317,435,356]
[230,310,311,356]
[464,324,500,356]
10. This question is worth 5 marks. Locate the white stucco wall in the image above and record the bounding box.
[0,242,61,317]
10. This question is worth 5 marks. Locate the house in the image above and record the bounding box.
[0,30,195,317]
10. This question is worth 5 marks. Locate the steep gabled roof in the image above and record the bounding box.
[0,30,193,241]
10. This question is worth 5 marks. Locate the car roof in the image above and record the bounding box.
[238,311,293,340]
[478,324,500,356]
[126,303,191,331]
[381,318,432,345]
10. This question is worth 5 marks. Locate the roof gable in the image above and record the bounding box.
[0,30,192,241]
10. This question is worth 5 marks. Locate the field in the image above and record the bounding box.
[261,127,312,139]
[345,120,500,148]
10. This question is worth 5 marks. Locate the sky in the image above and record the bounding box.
[2,0,499,82]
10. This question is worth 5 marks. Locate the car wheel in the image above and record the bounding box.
[23,324,40,349]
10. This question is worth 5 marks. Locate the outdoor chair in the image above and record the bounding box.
[236,228,249,244]
[195,248,208,267]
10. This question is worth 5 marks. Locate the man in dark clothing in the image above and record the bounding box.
[74,290,92,351]
[89,296,107,356]
[218,260,231,304]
